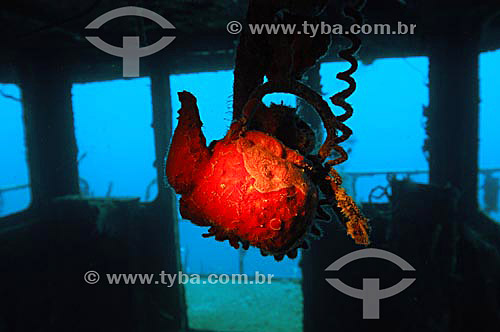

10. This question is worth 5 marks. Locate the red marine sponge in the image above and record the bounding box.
[166,92,318,260]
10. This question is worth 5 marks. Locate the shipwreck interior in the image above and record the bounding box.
[1,0,500,331]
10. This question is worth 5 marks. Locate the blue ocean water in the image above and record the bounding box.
[1,51,499,275]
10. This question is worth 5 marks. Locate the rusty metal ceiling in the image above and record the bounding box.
[0,0,499,83]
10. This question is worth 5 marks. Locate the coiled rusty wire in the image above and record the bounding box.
[237,0,365,169]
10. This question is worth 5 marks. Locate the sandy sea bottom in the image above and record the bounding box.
[186,278,302,332]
